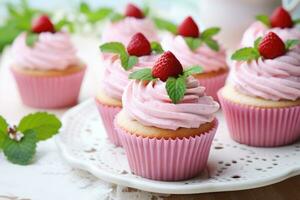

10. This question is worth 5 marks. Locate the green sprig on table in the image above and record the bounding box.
[0,112,61,165]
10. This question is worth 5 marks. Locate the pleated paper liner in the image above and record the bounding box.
[115,119,218,181]
[95,99,122,146]
[12,67,85,109]
[218,93,300,147]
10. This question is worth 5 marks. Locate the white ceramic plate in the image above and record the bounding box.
[56,99,300,194]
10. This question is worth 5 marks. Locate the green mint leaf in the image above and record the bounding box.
[231,47,260,61]
[110,13,125,22]
[184,37,202,51]
[100,42,131,70]
[129,68,154,80]
[150,41,164,54]
[256,15,270,27]
[79,2,91,14]
[26,32,38,47]
[254,37,262,49]
[203,38,219,51]
[0,116,9,149]
[201,27,220,39]
[153,17,177,34]
[18,112,61,141]
[143,6,150,16]
[55,18,74,33]
[3,129,37,165]
[285,39,300,50]
[166,76,187,104]
[86,8,114,23]
[0,116,8,134]
[126,56,138,70]
[293,19,300,25]
[183,66,203,76]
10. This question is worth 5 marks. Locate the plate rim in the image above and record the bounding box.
[56,99,300,194]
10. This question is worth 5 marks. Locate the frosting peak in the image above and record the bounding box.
[123,77,219,130]
[161,34,227,72]
[101,18,159,45]
[232,46,300,101]
[11,32,79,70]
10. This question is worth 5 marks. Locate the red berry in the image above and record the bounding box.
[258,32,286,59]
[178,16,199,38]
[152,51,183,81]
[125,3,144,19]
[32,15,55,33]
[270,6,293,28]
[127,33,151,56]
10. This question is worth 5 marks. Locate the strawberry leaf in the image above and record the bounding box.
[87,8,114,23]
[166,76,186,104]
[183,66,203,76]
[231,47,260,61]
[254,37,262,49]
[129,68,155,80]
[79,2,90,14]
[293,19,300,25]
[201,27,220,39]
[26,32,38,47]
[153,17,177,34]
[3,129,37,165]
[100,42,135,70]
[18,112,61,141]
[150,41,164,54]
[203,38,219,51]
[143,6,150,16]
[184,37,202,51]
[285,39,299,50]
[256,15,270,27]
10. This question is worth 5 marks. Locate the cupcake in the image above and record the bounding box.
[101,3,159,46]
[241,6,300,47]
[115,51,219,181]
[97,33,163,146]
[161,16,228,100]
[219,32,300,147]
[11,15,86,109]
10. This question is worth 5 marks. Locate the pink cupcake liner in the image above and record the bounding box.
[218,93,300,147]
[115,119,218,181]
[95,100,122,146]
[195,71,228,101]
[11,68,85,109]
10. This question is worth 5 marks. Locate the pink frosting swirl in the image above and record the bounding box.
[101,17,159,45]
[161,34,227,72]
[241,22,300,47]
[123,77,220,130]
[233,46,300,101]
[11,32,80,70]
[101,54,161,100]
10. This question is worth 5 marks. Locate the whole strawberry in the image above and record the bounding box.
[125,3,144,19]
[258,32,286,59]
[152,51,183,81]
[32,15,55,33]
[127,33,151,56]
[178,16,199,38]
[270,6,293,28]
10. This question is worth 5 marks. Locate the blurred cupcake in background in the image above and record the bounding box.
[219,32,300,147]
[115,51,219,181]
[101,3,159,46]
[161,16,228,100]
[241,6,300,47]
[97,33,163,146]
[11,15,86,109]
